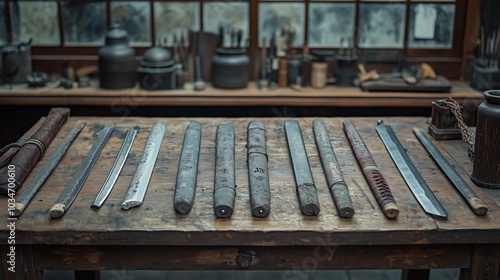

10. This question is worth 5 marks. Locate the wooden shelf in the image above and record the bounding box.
[0,81,484,107]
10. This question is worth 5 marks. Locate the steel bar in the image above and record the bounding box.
[342,119,399,219]
[13,122,85,217]
[49,125,114,219]
[0,107,70,194]
[91,127,138,209]
[284,120,320,216]
[214,123,236,218]
[247,122,270,218]
[313,119,354,218]
[376,121,448,219]
[413,128,488,216]
[122,123,165,211]
[174,121,202,214]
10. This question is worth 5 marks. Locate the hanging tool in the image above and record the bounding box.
[413,128,488,216]
[122,123,165,211]
[376,121,448,219]
[91,127,137,209]
[13,122,85,217]
[342,119,399,219]
[214,123,236,218]
[284,120,320,216]
[49,125,114,219]
[313,119,355,218]
[174,121,202,214]
[247,122,271,218]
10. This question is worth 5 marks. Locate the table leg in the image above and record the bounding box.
[1,245,43,280]
[401,269,430,280]
[466,244,500,280]
[75,270,101,280]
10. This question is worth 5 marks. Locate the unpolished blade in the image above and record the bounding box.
[376,121,448,219]
[92,127,138,209]
[122,123,165,210]
[50,125,114,219]
[14,122,86,217]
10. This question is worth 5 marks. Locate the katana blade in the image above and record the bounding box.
[413,128,488,216]
[376,121,448,219]
[49,125,114,219]
[13,122,86,217]
[91,127,138,209]
[121,123,165,210]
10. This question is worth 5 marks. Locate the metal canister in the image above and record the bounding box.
[471,90,500,189]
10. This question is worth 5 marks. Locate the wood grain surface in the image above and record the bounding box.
[0,117,498,246]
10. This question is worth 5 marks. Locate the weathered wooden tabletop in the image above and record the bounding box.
[1,117,499,247]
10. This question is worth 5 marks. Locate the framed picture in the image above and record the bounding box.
[258,2,305,47]
[308,3,355,48]
[154,1,200,46]
[10,1,60,46]
[111,1,152,46]
[408,4,455,48]
[61,2,107,45]
[203,1,249,47]
[358,3,406,49]
[0,3,7,44]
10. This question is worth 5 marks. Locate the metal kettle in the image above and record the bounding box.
[1,39,32,85]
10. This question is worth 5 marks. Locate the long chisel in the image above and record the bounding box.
[13,122,86,217]
[122,123,165,211]
[174,121,202,214]
[313,119,354,218]
[376,121,448,219]
[284,120,320,216]
[214,123,236,218]
[91,127,138,209]
[413,128,488,216]
[49,125,114,219]
[247,122,271,218]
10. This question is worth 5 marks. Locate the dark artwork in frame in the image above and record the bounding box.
[203,1,250,47]
[154,1,200,47]
[408,4,456,49]
[10,1,61,46]
[258,2,305,47]
[308,3,356,48]
[358,3,406,49]
[61,2,107,45]
[111,1,152,46]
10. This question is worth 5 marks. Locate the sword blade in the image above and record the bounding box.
[13,122,86,217]
[121,123,165,210]
[413,128,488,216]
[376,121,448,219]
[91,127,138,209]
[49,125,114,219]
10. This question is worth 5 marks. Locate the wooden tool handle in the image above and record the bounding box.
[50,203,66,219]
[13,203,26,217]
[382,202,399,219]
[469,197,488,216]
[331,184,355,218]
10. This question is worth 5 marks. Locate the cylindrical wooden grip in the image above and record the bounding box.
[313,119,354,218]
[49,203,66,219]
[279,58,288,88]
[247,122,270,218]
[468,197,488,216]
[214,124,235,218]
[342,119,399,219]
[311,62,327,88]
[297,183,320,216]
[0,107,70,195]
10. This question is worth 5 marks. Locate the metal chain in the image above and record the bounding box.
[442,97,475,160]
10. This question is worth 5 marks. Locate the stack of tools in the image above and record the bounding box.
[334,37,358,87]
[471,26,500,91]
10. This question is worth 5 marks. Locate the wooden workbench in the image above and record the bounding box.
[0,81,484,107]
[1,117,499,280]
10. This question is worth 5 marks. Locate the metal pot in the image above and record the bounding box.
[138,47,176,90]
[211,48,250,89]
[1,39,32,84]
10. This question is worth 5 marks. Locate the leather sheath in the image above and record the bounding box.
[0,107,70,195]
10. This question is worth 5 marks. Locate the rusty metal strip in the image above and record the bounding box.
[342,119,399,219]
[214,123,236,218]
[247,122,270,218]
[313,119,354,218]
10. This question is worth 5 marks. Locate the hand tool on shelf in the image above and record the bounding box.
[247,122,271,218]
[284,120,320,216]
[376,121,448,219]
[214,123,236,218]
[13,122,85,217]
[413,128,488,216]
[342,119,399,219]
[91,127,137,209]
[50,125,114,219]
[313,119,354,218]
[174,121,202,214]
[121,123,165,211]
